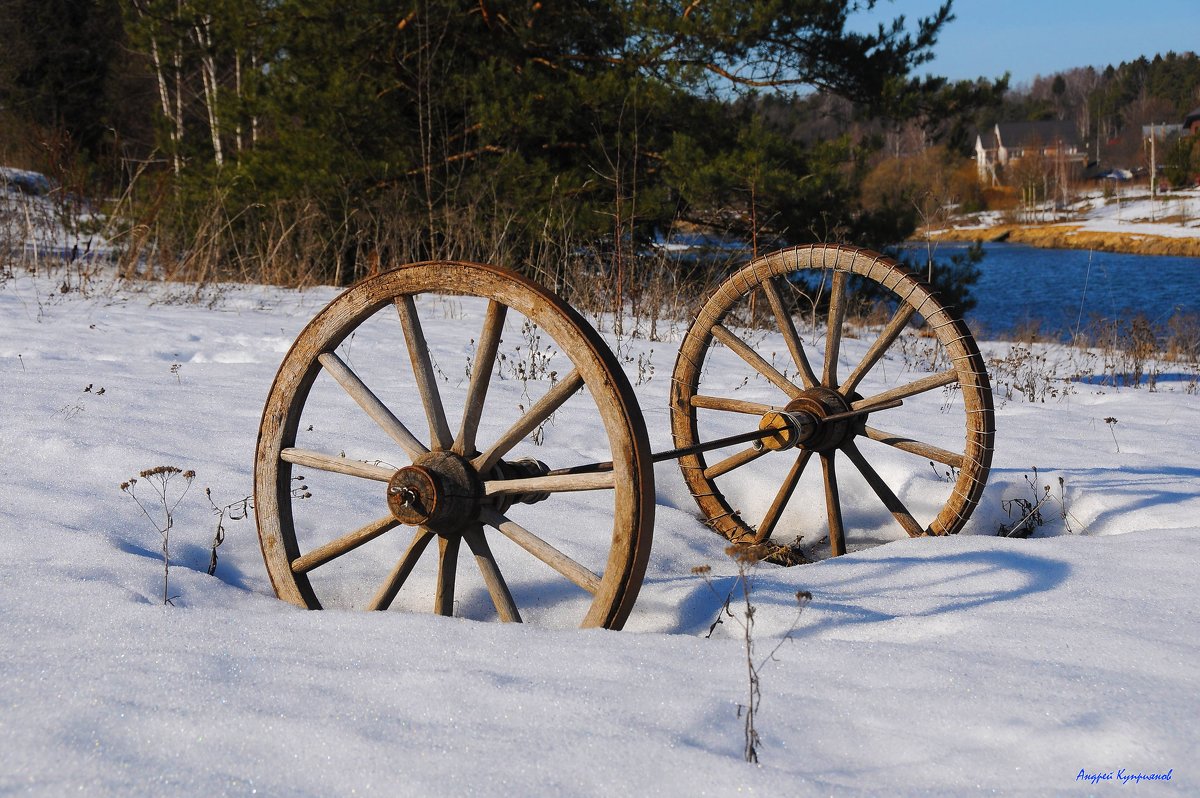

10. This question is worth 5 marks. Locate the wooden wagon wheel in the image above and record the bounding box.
[671,244,994,559]
[256,262,653,629]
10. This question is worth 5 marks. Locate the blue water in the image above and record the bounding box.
[908,242,1200,338]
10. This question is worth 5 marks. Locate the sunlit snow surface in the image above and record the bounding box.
[934,186,1200,239]
[1,268,1197,796]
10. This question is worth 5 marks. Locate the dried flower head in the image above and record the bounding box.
[140,465,182,478]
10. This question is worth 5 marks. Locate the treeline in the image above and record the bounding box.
[839,52,1200,224]
[1,0,1010,290]
[989,52,1200,179]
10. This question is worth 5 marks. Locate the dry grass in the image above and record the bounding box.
[981,308,1200,400]
[8,171,1197,395]
[3,175,732,340]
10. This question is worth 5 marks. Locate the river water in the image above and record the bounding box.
[907,242,1200,339]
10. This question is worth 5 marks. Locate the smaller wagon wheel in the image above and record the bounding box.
[671,244,994,559]
[256,262,653,629]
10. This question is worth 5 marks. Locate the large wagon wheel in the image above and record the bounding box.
[671,244,994,559]
[256,262,653,629]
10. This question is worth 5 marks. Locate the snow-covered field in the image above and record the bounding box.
[1073,187,1200,238]
[941,186,1200,240]
[1,261,1197,796]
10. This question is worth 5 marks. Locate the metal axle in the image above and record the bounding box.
[549,398,901,477]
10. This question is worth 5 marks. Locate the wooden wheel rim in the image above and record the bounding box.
[255,262,654,629]
[670,244,995,554]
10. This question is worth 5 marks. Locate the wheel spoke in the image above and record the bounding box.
[703,445,768,480]
[480,509,601,594]
[823,270,848,388]
[291,515,400,574]
[821,451,846,556]
[434,534,460,616]
[463,525,522,622]
[472,369,583,474]
[711,324,802,399]
[455,300,508,456]
[482,471,614,496]
[760,276,819,389]
[368,526,435,610]
[280,447,395,482]
[861,425,965,469]
[396,295,454,451]
[841,440,925,538]
[690,394,773,415]
[752,449,813,544]
[840,304,916,395]
[851,369,958,409]
[318,351,429,460]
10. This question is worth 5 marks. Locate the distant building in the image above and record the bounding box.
[974,121,1086,185]
[1185,106,1200,135]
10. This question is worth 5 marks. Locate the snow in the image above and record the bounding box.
[934,186,1200,239]
[2,169,113,264]
[2,260,1197,796]
[1073,188,1200,238]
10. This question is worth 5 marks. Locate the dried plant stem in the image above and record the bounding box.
[121,466,195,604]
[694,553,809,764]
[205,488,251,576]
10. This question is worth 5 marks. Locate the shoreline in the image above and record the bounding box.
[918,223,1200,257]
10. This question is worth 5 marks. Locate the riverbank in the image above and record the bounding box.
[920,187,1200,258]
[923,223,1200,257]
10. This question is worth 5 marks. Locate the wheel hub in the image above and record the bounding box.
[387,452,481,531]
[386,453,554,531]
[756,387,855,453]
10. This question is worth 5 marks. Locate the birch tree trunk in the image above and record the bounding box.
[191,14,223,168]
[133,0,185,175]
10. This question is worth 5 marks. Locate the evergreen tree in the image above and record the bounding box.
[0,0,126,168]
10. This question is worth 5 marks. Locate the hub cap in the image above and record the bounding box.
[387,452,480,531]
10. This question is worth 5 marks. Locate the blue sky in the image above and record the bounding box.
[856,0,1199,85]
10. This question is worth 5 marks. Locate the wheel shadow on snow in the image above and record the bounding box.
[663,546,1071,637]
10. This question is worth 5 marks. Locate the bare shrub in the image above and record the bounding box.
[987,345,1073,403]
[998,467,1083,537]
[1166,312,1200,363]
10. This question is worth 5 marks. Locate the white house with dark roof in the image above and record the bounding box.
[975,120,1086,184]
